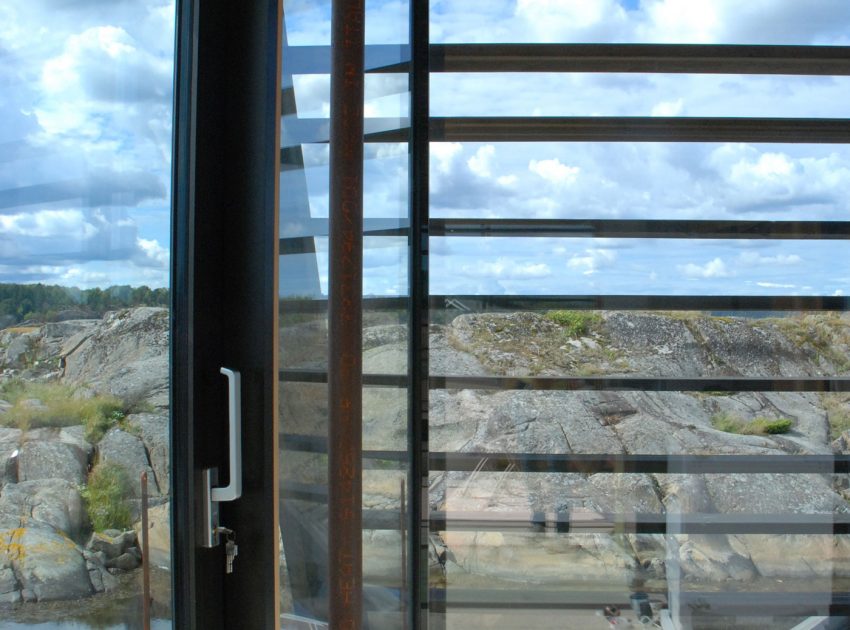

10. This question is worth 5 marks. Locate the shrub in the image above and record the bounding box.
[710,412,745,434]
[711,412,792,435]
[545,310,602,338]
[82,461,133,532]
[751,417,793,434]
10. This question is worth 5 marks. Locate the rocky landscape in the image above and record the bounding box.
[0,308,169,606]
[281,308,850,600]
[3,304,850,612]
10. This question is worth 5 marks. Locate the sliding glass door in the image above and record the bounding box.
[172,1,850,629]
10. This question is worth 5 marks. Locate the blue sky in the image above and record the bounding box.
[1,0,849,297]
[0,0,174,288]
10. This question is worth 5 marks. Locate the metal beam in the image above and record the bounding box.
[430,43,850,75]
[430,116,850,143]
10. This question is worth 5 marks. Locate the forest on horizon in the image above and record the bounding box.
[0,282,170,326]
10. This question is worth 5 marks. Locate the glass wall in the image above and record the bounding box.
[279,1,412,628]
[426,2,850,629]
[277,1,850,629]
[0,1,174,628]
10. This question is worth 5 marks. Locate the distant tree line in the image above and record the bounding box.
[0,283,169,325]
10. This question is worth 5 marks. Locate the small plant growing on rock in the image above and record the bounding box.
[545,310,602,338]
[82,461,133,532]
[711,412,792,435]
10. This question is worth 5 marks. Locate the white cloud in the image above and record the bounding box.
[0,209,96,238]
[431,142,463,175]
[642,0,721,43]
[528,158,580,186]
[467,145,496,178]
[459,259,552,279]
[756,282,796,289]
[679,257,733,279]
[567,248,616,275]
[651,98,684,117]
[135,237,168,268]
[731,152,795,182]
[739,252,803,266]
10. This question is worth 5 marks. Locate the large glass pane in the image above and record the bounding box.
[279,1,411,628]
[428,5,850,630]
[0,1,174,628]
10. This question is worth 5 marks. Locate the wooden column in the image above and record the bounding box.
[328,0,365,627]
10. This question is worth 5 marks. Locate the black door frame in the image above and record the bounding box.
[171,0,282,627]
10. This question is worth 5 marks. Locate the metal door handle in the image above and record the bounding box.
[211,367,242,502]
[201,367,243,547]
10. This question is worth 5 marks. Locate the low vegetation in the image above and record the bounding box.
[0,380,129,442]
[544,310,602,338]
[81,461,133,532]
[768,313,850,372]
[822,393,850,441]
[711,412,793,436]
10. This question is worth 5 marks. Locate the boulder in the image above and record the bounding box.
[1,331,39,369]
[16,439,88,485]
[0,479,86,537]
[0,430,22,486]
[0,560,21,605]
[3,523,93,601]
[126,413,169,494]
[98,428,158,496]
[62,307,168,410]
[135,501,171,570]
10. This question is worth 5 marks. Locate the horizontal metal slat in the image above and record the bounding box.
[280,369,407,387]
[430,294,850,312]
[430,43,850,75]
[432,588,850,616]
[280,373,850,392]
[431,116,850,143]
[431,452,850,475]
[430,510,850,535]
[279,437,850,474]
[277,294,850,313]
[431,375,850,393]
[282,44,411,74]
[430,218,850,239]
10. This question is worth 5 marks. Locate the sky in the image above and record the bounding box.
[1,0,849,297]
[0,0,174,288]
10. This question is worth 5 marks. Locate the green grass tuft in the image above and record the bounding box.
[0,380,127,442]
[81,461,133,532]
[544,310,602,338]
[710,412,793,436]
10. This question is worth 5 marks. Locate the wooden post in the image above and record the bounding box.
[328,0,365,627]
[141,471,151,630]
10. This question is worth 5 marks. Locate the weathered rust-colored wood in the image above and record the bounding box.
[141,471,151,630]
[328,0,365,627]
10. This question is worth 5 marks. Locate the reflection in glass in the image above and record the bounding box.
[0,1,174,627]
[279,2,411,627]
